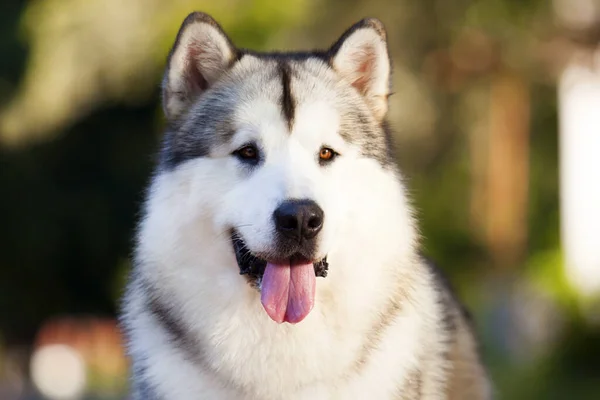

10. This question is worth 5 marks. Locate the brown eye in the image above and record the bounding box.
[238,146,256,159]
[319,147,336,163]
[234,144,260,165]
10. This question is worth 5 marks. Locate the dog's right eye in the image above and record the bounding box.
[233,144,260,164]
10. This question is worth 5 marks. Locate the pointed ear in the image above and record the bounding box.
[329,18,391,121]
[162,12,238,122]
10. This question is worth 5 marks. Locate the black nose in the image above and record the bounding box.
[274,199,324,241]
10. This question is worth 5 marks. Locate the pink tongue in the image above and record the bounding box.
[260,260,316,324]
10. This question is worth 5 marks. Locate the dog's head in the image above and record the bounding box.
[144,12,406,324]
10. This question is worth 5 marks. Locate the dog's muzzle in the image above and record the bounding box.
[231,231,329,283]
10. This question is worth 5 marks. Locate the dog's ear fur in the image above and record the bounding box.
[329,18,391,121]
[162,12,238,122]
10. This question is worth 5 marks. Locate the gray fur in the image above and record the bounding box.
[158,12,395,170]
[121,12,492,400]
[160,87,240,168]
[144,280,205,363]
[131,364,162,400]
[160,56,394,169]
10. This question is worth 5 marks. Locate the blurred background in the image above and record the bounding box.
[1,0,599,399]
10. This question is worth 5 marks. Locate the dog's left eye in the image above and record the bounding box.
[233,144,260,164]
[318,147,338,165]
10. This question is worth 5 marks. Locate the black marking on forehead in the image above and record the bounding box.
[241,50,397,168]
[278,61,295,131]
[159,47,397,170]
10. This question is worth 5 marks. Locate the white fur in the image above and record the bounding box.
[125,88,440,398]
[123,16,490,400]
[164,19,235,120]
[331,27,390,121]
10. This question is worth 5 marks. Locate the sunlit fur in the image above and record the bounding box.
[121,12,492,400]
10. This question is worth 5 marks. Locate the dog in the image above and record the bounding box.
[120,12,492,399]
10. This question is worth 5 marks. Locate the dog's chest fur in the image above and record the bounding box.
[121,11,492,400]
[125,258,439,400]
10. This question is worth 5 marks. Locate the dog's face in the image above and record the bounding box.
[148,13,398,323]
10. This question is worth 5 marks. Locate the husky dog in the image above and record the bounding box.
[120,12,492,400]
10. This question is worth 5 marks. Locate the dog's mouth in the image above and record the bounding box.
[231,231,328,324]
[231,232,329,280]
